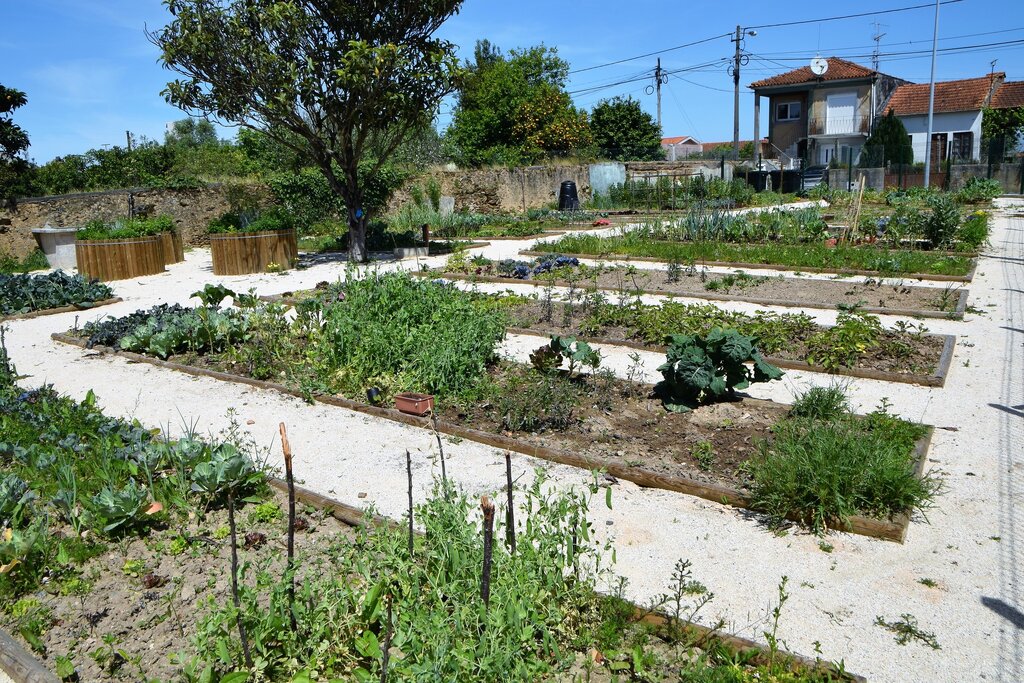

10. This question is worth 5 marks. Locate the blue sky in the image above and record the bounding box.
[3,0,1024,162]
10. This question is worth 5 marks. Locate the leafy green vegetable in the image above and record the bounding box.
[655,329,782,412]
[0,271,112,315]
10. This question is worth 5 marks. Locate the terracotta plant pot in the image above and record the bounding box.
[394,392,435,416]
[824,238,838,248]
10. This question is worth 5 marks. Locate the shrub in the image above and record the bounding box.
[494,368,579,432]
[789,385,851,421]
[923,194,961,248]
[207,207,294,234]
[957,210,989,250]
[75,215,176,241]
[655,329,783,412]
[955,176,1001,204]
[749,411,936,532]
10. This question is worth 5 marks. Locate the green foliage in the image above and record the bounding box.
[0,249,49,275]
[529,335,601,376]
[75,215,176,241]
[862,111,914,166]
[0,84,31,201]
[590,96,663,161]
[493,366,579,432]
[749,397,935,532]
[0,271,112,315]
[981,106,1024,149]
[806,309,882,370]
[152,0,463,262]
[923,193,962,248]
[955,176,1002,204]
[445,42,590,166]
[207,207,294,235]
[957,209,990,249]
[655,329,782,413]
[89,479,150,534]
[789,386,850,421]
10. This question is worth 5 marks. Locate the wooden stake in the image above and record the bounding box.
[431,413,448,491]
[380,592,393,683]
[279,422,298,633]
[480,496,495,609]
[227,491,254,670]
[504,452,516,554]
[406,450,414,557]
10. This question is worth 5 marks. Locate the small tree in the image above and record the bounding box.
[151,0,464,262]
[165,118,219,149]
[982,106,1024,158]
[0,85,31,202]
[590,96,662,161]
[863,111,913,167]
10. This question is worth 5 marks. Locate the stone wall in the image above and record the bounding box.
[389,163,592,215]
[0,183,272,260]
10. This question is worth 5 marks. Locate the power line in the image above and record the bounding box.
[746,0,964,31]
[746,37,1024,62]
[753,26,1024,57]
[568,33,731,75]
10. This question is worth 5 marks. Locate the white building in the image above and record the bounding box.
[885,74,1004,164]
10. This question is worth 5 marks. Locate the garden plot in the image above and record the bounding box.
[0,358,864,682]
[0,271,121,322]
[428,253,971,319]
[48,272,941,541]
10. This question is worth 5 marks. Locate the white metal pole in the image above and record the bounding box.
[923,0,940,188]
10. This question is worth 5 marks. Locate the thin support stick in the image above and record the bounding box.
[380,592,393,683]
[406,450,414,557]
[431,413,448,491]
[481,496,495,610]
[279,422,298,633]
[227,491,254,670]
[504,452,516,554]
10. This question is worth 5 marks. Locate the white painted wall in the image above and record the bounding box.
[899,110,983,163]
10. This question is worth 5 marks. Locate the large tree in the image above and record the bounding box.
[445,43,591,166]
[590,96,662,161]
[0,85,31,202]
[150,0,463,262]
[863,111,913,167]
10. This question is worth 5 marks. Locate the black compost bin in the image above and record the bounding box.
[558,180,580,210]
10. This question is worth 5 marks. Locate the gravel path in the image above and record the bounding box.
[2,200,1021,682]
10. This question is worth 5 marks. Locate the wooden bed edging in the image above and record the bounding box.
[0,628,59,683]
[76,236,166,282]
[51,332,932,543]
[0,297,123,323]
[272,480,867,683]
[210,229,299,276]
[506,326,955,389]
[519,249,977,283]
[413,270,969,320]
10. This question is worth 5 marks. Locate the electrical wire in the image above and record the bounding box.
[568,33,731,75]
[746,0,965,31]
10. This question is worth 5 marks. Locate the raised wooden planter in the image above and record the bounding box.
[210,229,298,276]
[75,236,166,282]
[159,231,185,264]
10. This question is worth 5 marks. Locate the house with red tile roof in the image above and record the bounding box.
[749,57,909,167]
[884,74,1005,164]
[660,135,701,160]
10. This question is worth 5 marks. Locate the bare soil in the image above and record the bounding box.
[0,488,353,682]
[447,265,962,314]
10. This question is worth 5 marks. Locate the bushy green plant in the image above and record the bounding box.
[957,209,990,250]
[749,405,936,532]
[806,309,882,370]
[493,367,579,432]
[655,329,782,412]
[789,385,850,421]
[0,250,49,275]
[529,335,601,376]
[207,207,294,234]
[75,215,176,241]
[923,194,962,248]
[955,176,1002,204]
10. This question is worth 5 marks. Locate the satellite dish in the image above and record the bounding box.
[810,57,829,76]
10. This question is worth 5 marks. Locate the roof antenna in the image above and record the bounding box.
[871,22,887,72]
[990,59,997,78]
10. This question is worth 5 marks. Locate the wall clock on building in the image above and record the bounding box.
[810,57,829,76]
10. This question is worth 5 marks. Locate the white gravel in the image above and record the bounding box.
[3,199,1022,683]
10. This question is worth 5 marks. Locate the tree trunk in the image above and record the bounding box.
[348,205,368,263]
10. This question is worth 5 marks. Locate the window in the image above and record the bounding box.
[776,101,801,121]
[951,132,973,161]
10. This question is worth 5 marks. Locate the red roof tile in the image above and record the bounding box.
[991,81,1024,110]
[885,74,1004,115]
[749,58,875,89]
[661,136,699,145]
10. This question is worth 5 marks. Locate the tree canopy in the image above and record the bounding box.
[445,43,591,166]
[0,85,31,202]
[863,111,913,167]
[150,0,464,261]
[590,96,662,161]
[982,106,1024,157]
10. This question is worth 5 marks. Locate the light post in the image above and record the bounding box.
[731,26,757,160]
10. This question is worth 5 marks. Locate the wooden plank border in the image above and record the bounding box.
[0,628,59,683]
[520,249,978,283]
[51,333,933,543]
[411,270,969,320]
[0,298,123,323]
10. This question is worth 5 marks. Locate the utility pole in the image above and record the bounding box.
[655,58,664,130]
[923,0,940,188]
[730,26,754,159]
[871,22,887,73]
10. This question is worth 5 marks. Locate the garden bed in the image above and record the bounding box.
[0,298,122,323]
[422,261,971,319]
[522,245,978,282]
[51,333,935,542]
[0,271,119,321]
[75,235,166,281]
[0,375,865,683]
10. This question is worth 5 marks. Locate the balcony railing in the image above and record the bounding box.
[808,115,870,136]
